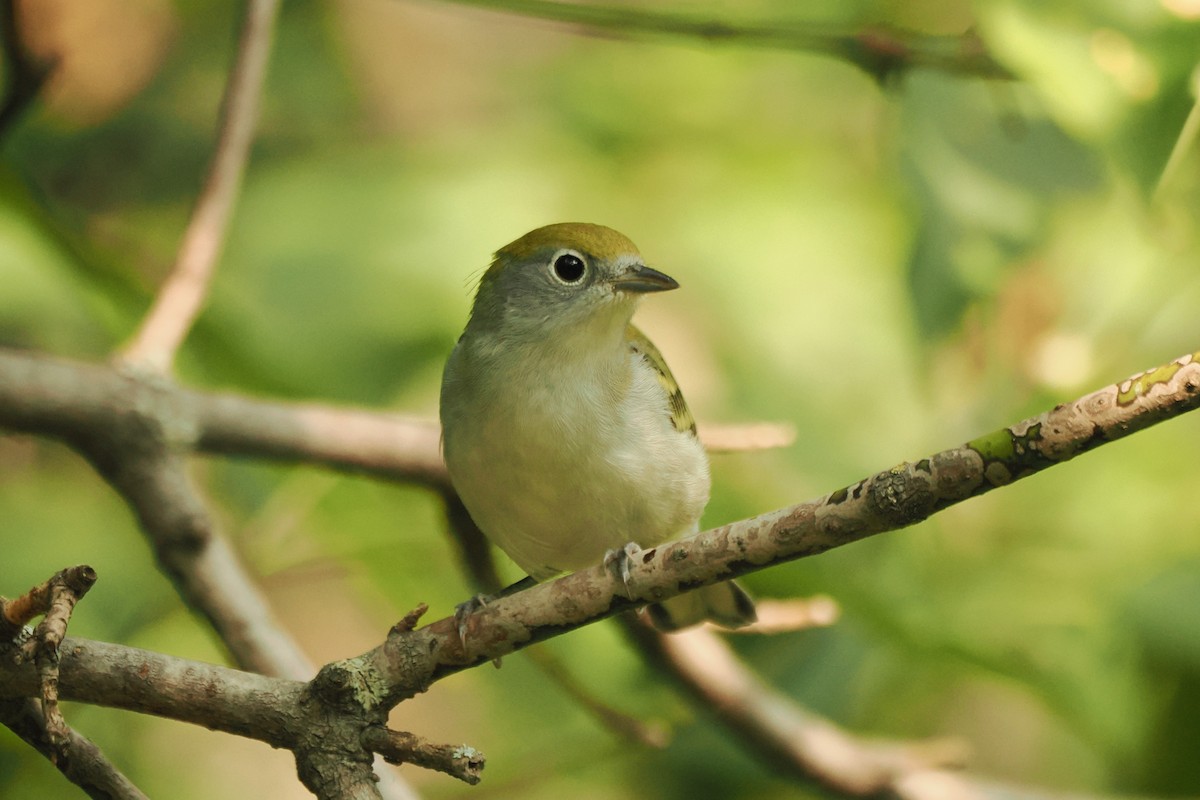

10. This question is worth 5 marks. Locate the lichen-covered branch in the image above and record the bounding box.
[7,348,1196,697]
[357,350,1200,691]
[362,727,485,786]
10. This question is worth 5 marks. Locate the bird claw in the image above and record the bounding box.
[603,542,643,601]
[453,576,538,665]
[454,593,490,646]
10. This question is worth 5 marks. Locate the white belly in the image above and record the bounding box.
[441,346,709,580]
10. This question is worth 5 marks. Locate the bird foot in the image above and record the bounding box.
[453,576,538,663]
[603,542,643,601]
[454,593,491,646]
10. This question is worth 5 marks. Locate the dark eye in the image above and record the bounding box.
[553,253,586,283]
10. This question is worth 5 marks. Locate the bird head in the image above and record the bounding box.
[466,223,678,342]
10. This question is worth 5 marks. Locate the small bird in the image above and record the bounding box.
[440,223,755,630]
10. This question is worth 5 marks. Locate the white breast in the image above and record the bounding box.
[441,340,710,580]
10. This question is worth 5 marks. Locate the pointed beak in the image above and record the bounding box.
[612,264,679,294]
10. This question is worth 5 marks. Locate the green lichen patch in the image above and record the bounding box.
[1117,358,1189,406]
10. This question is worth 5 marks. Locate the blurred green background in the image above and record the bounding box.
[3,0,1200,797]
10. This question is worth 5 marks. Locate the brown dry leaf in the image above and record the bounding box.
[19,0,178,126]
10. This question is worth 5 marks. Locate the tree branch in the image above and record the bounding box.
[1,567,147,799]
[0,348,790,493]
[0,564,97,764]
[365,349,1200,692]
[620,617,967,793]
[0,565,96,637]
[4,346,1199,689]
[440,490,672,748]
[2,345,1200,796]
[719,596,840,636]
[361,727,485,785]
[0,349,420,680]
[0,637,302,743]
[72,395,315,680]
[120,0,282,372]
[196,390,448,485]
[0,698,148,800]
[0,348,1195,794]
[437,0,1012,82]
[618,619,1115,800]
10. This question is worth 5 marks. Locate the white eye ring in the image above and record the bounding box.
[550,250,587,284]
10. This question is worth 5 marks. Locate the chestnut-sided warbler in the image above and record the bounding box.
[439,223,755,630]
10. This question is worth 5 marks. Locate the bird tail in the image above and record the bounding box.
[646,580,756,632]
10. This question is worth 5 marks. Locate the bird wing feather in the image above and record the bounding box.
[625,324,698,437]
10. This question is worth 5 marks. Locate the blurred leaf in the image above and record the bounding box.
[899,72,1102,337]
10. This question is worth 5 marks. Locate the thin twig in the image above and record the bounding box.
[0,565,98,763]
[438,0,1012,82]
[719,596,840,635]
[0,697,148,800]
[1154,81,1200,201]
[362,727,485,785]
[621,617,968,793]
[0,565,96,638]
[29,569,95,754]
[120,0,282,372]
[698,421,795,453]
[525,643,672,748]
